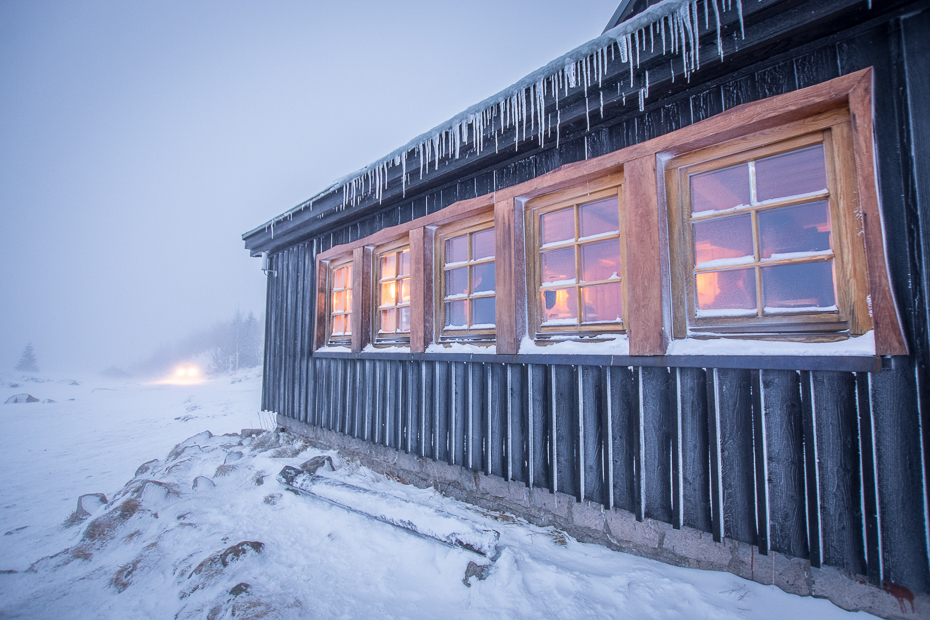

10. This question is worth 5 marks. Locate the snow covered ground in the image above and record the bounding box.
[0,370,877,619]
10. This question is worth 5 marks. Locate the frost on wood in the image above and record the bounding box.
[254,0,746,235]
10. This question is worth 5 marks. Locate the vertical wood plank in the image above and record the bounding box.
[351,246,372,352]
[800,370,822,567]
[434,361,450,463]
[610,366,639,515]
[451,362,467,466]
[641,366,673,524]
[812,371,865,575]
[581,366,606,506]
[856,372,881,585]
[553,365,578,500]
[678,367,711,533]
[871,359,930,591]
[508,364,528,483]
[494,198,526,354]
[409,226,435,352]
[468,363,483,471]
[716,368,757,546]
[707,369,723,542]
[763,370,809,559]
[529,364,549,490]
[624,155,667,355]
[488,364,505,478]
[751,370,768,554]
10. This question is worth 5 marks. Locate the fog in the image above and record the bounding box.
[0,0,619,374]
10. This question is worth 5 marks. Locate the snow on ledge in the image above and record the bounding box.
[519,334,631,356]
[426,342,497,355]
[666,331,875,357]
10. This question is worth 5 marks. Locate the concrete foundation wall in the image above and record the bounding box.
[279,414,926,620]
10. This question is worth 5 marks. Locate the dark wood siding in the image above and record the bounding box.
[258,3,930,594]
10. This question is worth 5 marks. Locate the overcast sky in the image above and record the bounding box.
[0,0,620,373]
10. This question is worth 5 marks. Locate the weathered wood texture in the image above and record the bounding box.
[257,3,930,594]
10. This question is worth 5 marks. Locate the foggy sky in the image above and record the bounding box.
[0,0,619,373]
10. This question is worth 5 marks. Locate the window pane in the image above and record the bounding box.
[399,249,410,276]
[446,235,467,264]
[690,163,751,214]
[762,261,836,311]
[446,267,468,297]
[380,254,396,279]
[344,315,351,335]
[398,307,411,332]
[333,267,345,289]
[692,214,753,267]
[756,144,827,202]
[345,289,353,311]
[445,300,467,328]
[345,265,353,287]
[332,315,345,335]
[541,288,577,324]
[759,201,832,259]
[332,290,344,312]
[472,297,496,326]
[541,207,575,245]
[579,197,620,238]
[399,278,410,303]
[472,229,495,260]
[541,247,576,284]
[380,282,397,307]
[380,309,396,333]
[581,239,622,282]
[472,263,495,293]
[695,268,757,313]
[582,282,623,323]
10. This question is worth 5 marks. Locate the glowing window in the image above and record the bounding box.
[527,183,625,337]
[376,247,411,338]
[328,261,353,343]
[440,225,495,339]
[668,123,871,340]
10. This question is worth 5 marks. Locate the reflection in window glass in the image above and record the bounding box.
[759,201,832,259]
[535,194,623,330]
[541,208,574,245]
[329,263,353,339]
[687,142,838,323]
[442,226,495,333]
[690,163,751,214]
[762,261,836,311]
[582,282,623,323]
[580,198,620,238]
[378,248,410,336]
[541,287,577,324]
[692,215,753,267]
[695,268,756,313]
[755,144,826,202]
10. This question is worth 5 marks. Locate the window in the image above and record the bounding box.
[667,119,870,340]
[526,182,626,338]
[437,222,496,341]
[374,243,411,343]
[327,259,353,345]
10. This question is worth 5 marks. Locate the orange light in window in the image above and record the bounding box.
[696,271,721,308]
[388,282,396,304]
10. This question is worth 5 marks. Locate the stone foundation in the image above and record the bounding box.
[278,414,927,620]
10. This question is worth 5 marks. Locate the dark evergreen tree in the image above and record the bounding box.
[15,343,39,373]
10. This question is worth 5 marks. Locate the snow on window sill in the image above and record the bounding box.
[666,330,875,357]
[519,334,630,355]
[426,342,497,355]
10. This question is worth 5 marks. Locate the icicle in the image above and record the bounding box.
[736,0,745,39]
[711,0,723,60]
[600,91,604,119]
[585,95,590,131]
[556,110,560,149]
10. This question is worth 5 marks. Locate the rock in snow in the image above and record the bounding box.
[4,393,39,404]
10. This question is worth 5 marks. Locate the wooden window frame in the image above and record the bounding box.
[372,238,412,346]
[435,212,496,344]
[311,69,906,357]
[666,110,871,341]
[525,177,627,340]
[325,256,355,346]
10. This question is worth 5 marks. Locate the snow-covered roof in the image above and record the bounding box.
[245,0,745,241]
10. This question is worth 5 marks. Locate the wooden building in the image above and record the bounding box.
[243,0,930,615]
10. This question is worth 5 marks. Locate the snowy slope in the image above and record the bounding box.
[0,371,876,619]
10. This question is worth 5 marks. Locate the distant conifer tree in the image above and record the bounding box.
[15,343,39,373]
